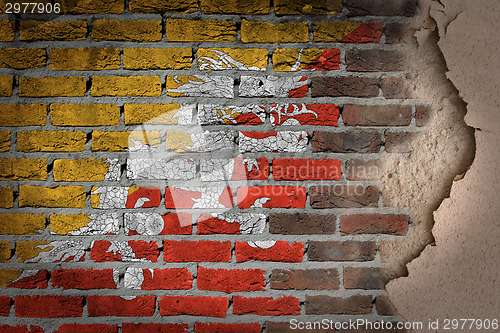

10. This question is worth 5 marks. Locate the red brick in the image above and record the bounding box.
[51,269,116,290]
[197,267,265,293]
[343,105,412,126]
[90,240,159,262]
[197,214,251,235]
[0,296,10,316]
[341,214,409,235]
[233,296,300,315]
[0,326,43,333]
[273,159,341,180]
[237,186,306,209]
[305,295,372,314]
[385,132,418,153]
[122,323,189,333]
[375,295,399,315]
[55,324,118,333]
[5,270,49,289]
[15,295,83,318]
[159,296,228,318]
[270,104,340,126]
[312,131,381,153]
[195,322,261,333]
[270,269,339,290]
[87,295,155,317]
[235,241,303,262]
[310,185,379,208]
[232,157,269,180]
[139,268,193,290]
[164,240,231,262]
[346,159,381,181]
[344,0,417,16]
[308,241,376,261]
[346,49,406,72]
[311,77,379,98]
[165,187,233,209]
[416,105,431,127]
[344,267,386,289]
[269,213,336,234]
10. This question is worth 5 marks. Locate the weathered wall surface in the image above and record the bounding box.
[0,0,488,332]
[388,0,500,330]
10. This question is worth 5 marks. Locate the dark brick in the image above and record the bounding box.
[310,185,379,208]
[344,0,417,16]
[270,269,339,290]
[346,49,406,72]
[344,267,386,289]
[312,77,379,98]
[385,132,418,153]
[415,105,431,127]
[376,295,399,315]
[381,77,414,99]
[340,214,409,235]
[385,23,417,44]
[346,159,381,181]
[266,322,333,333]
[340,325,407,333]
[305,295,372,315]
[308,241,376,261]
[312,131,381,153]
[269,213,335,234]
[343,105,412,126]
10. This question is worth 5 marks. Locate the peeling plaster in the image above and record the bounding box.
[387,0,500,328]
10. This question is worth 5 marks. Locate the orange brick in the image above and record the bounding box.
[0,104,46,126]
[0,75,13,96]
[0,187,13,208]
[92,131,161,152]
[92,19,162,42]
[19,77,87,97]
[166,19,236,42]
[0,131,10,152]
[123,48,192,70]
[0,20,14,41]
[0,48,46,69]
[200,0,270,14]
[17,131,86,152]
[0,241,10,262]
[0,214,46,235]
[19,185,86,208]
[20,20,87,41]
[50,104,120,126]
[241,20,308,43]
[0,158,47,181]
[59,0,124,14]
[53,159,116,182]
[91,76,161,97]
[129,0,197,13]
[274,0,342,14]
[50,48,120,71]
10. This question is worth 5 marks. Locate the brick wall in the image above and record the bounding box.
[0,0,423,331]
